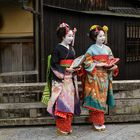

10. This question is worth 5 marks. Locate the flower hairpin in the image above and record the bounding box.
[102,25,108,32]
[90,25,99,33]
[90,25,98,31]
[59,22,70,34]
[59,22,69,28]
[90,25,109,33]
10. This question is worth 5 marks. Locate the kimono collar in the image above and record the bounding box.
[95,44,104,48]
[59,43,70,50]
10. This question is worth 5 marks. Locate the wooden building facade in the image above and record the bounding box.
[42,0,140,81]
[0,0,38,83]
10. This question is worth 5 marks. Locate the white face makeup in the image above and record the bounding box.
[96,30,105,45]
[62,30,74,46]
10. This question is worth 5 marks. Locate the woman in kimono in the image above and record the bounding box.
[47,23,80,135]
[81,25,119,131]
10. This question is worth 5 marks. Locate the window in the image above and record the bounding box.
[125,24,140,62]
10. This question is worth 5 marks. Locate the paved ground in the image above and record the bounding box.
[0,123,140,140]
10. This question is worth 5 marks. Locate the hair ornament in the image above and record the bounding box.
[95,27,99,33]
[73,27,77,33]
[59,22,69,28]
[58,22,70,34]
[72,27,77,46]
[103,25,108,32]
[90,25,98,31]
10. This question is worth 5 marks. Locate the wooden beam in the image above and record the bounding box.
[1,80,140,92]
[0,71,38,76]
[0,83,45,93]
[0,102,46,110]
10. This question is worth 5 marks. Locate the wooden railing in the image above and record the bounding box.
[0,81,140,126]
[0,71,38,83]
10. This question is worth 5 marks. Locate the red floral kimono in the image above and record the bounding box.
[80,44,119,125]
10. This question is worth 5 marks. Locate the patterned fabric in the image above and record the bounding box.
[82,44,117,113]
[89,110,104,125]
[47,73,80,117]
[47,44,80,121]
[56,113,73,133]
[55,110,67,118]
[83,64,110,111]
[41,55,52,105]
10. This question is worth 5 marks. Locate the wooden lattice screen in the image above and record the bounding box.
[125,24,140,62]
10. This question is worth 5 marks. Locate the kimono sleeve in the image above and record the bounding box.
[107,47,114,58]
[51,47,65,79]
[84,47,96,73]
[107,46,119,77]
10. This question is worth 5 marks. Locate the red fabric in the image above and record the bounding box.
[56,113,73,133]
[113,67,119,77]
[89,110,105,125]
[92,55,120,67]
[92,55,109,62]
[77,67,86,77]
[77,67,86,100]
[54,111,67,119]
[60,59,73,66]
[106,58,120,66]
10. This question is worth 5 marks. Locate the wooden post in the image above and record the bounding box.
[34,0,40,82]
[40,0,45,82]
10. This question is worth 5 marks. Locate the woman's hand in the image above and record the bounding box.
[74,65,82,71]
[66,67,75,73]
[96,62,107,67]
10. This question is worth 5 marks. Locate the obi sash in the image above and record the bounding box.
[60,59,73,67]
[92,55,109,62]
[92,55,119,76]
[92,55,119,67]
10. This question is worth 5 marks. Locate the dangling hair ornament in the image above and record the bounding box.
[95,27,99,33]
[72,27,77,46]
[102,25,108,44]
[59,22,70,34]
[73,27,77,34]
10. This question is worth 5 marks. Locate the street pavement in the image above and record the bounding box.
[0,123,140,140]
